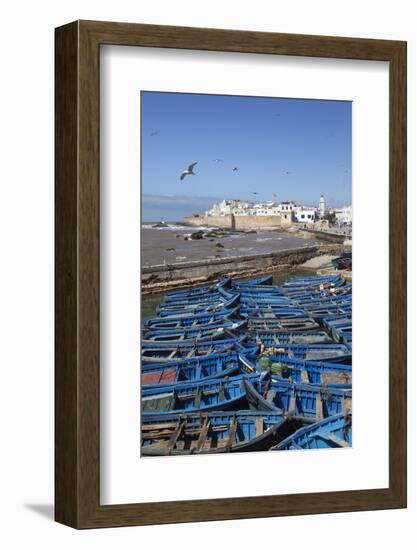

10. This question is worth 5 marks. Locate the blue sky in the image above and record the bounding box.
[141,92,351,222]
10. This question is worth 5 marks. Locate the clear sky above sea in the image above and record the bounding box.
[141,91,352,222]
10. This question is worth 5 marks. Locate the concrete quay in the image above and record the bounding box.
[142,243,345,294]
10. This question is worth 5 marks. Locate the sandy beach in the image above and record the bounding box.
[141,224,318,267]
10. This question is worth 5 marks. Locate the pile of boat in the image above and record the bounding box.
[141,273,352,455]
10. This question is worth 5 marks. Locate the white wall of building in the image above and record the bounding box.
[294,207,317,223]
[335,206,353,224]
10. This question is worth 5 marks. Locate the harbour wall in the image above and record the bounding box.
[142,243,344,293]
[183,214,286,230]
[301,229,348,243]
[183,214,234,229]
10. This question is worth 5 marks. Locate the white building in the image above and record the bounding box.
[334,205,352,224]
[294,206,317,224]
[207,199,284,217]
[207,199,252,216]
[277,201,296,213]
[206,198,328,225]
[248,201,282,216]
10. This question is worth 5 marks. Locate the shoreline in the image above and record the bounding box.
[142,243,349,294]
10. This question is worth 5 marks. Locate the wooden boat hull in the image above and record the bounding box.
[141,340,258,363]
[239,354,352,386]
[156,294,240,316]
[242,378,351,418]
[248,318,320,332]
[258,343,352,363]
[243,309,309,319]
[141,375,253,416]
[141,351,244,387]
[141,411,293,455]
[233,274,273,286]
[271,412,352,450]
[142,320,246,342]
[145,306,239,330]
[245,331,333,346]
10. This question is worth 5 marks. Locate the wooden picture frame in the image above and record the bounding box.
[55,20,407,528]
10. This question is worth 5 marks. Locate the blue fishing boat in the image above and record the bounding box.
[141,351,244,387]
[269,345,351,363]
[142,320,247,343]
[156,293,240,316]
[240,296,293,306]
[322,315,352,342]
[239,354,352,386]
[241,299,293,309]
[233,274,273,286]
[242,308,308,319]
[295,294,351,308]
[241,296,295,306]
[239,286,285,296]
[242,378,352,419]
[245,331,333,346]
[141,410,291,455]
[341,333,352,349]
[281,280,347,299]
[247,317,320,332]
[281,275,343,288]
[141,338,258,363]
[141,375,252,416]
[142,331,243,349]
[246,342,351,363]
[144,306,239,330]
[165,279,229,299]
[162,288,238,306]
[271,412,352,450]
[308,306,352,320]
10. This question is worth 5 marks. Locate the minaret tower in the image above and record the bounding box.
[319,194,326,218]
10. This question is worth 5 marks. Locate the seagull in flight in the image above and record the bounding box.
[252,192,259,195]
[232,167,239,172]
[180,162,198,181]
[150,130,160,136]
[283,170,292,175]
[212,159,223,163]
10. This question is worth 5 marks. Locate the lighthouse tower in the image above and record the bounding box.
[319,194,326,218]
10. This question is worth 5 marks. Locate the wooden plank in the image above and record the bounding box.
[266,389,276,402]
[194,418,211,453]
[142,422,178,431]
[167,420,185,453]
[343,395,352,413]
[316,393,324,420]
[255,416,264,437]
[194,388,202,409]
[225,417,238,451]
[288,395,296,415]
[322,434,350,448]
[177,392,197,401]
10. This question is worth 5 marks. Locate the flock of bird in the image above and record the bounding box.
[180,160,240,181]
[149,130,293,183]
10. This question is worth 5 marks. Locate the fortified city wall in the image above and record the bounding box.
[234,215,283,230]
[183,214,288,230]
[183,214,235,229]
